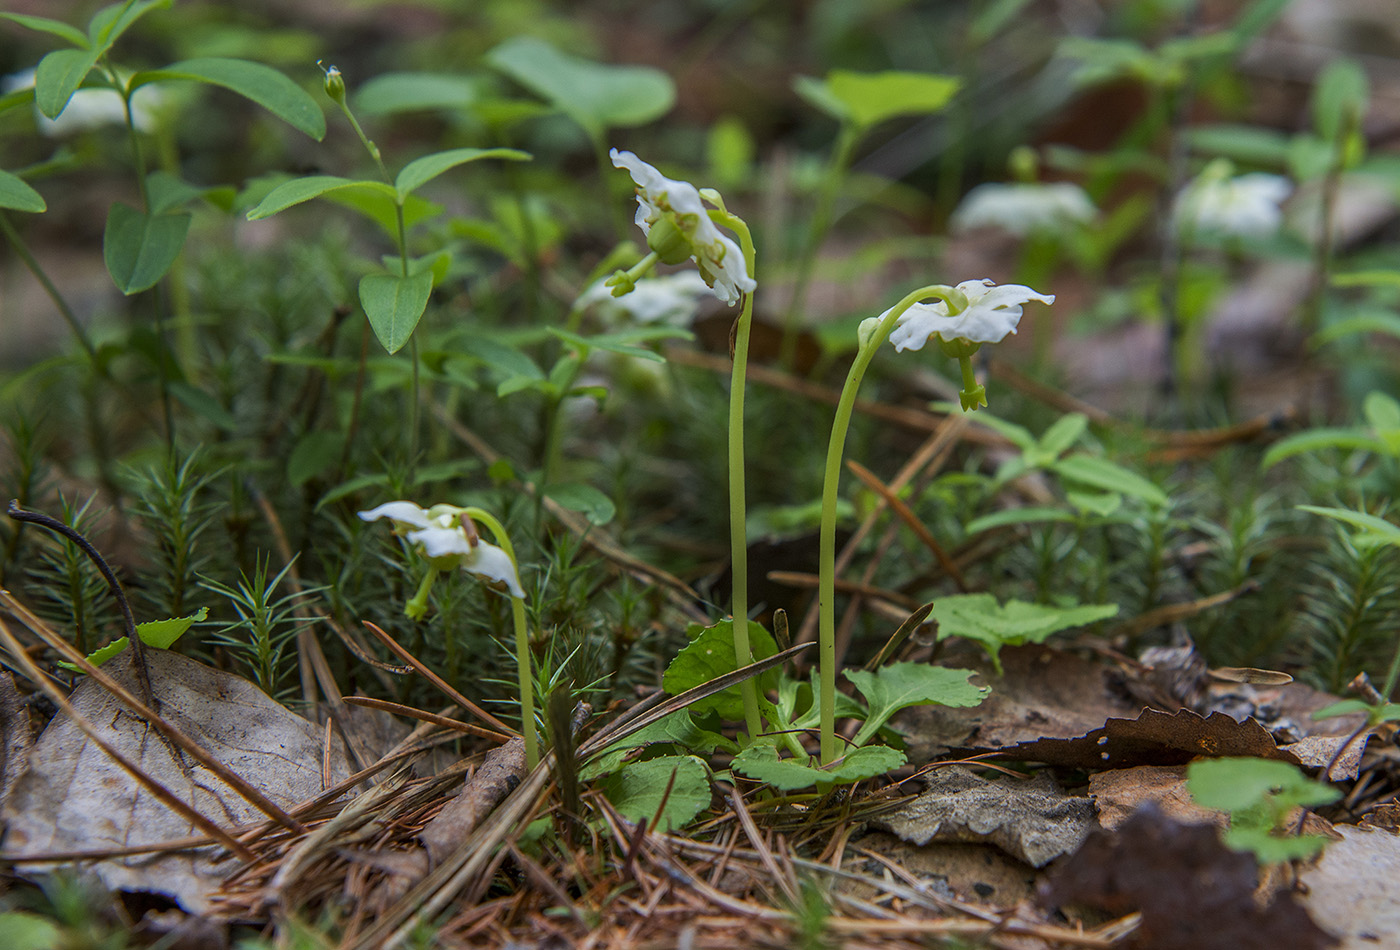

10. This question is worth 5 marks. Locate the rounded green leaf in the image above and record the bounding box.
[542,482,616,525]
[0,169,45,213]
[662,620,778,721]
[395,147,531,199]
[487,36,675,138]
[600,755,710,831]
[103,202,191,294]
[34,47,99,120]
[823,70,961,130]
[359,271,434,354]
[288,431,345,486]
[354,72,478,115]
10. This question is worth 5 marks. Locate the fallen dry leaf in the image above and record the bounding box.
[845,831,1041,907]
[870,765,1095,867]
[1044,804,1336,950]
[900,645,1140,762]
[1088,765,1223,831]
[988,707,1301,770]
[2,650,350,912]
[1298,825,1400,949]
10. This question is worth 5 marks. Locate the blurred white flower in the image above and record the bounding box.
[1172,166,1291,240]
[576,271,714,326]
[1,68,163,137]
[883,279,1055,353]
[610,149,755,306]
[359,501,524,598]
[951,182,1097,236]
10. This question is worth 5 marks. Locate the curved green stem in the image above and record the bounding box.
[710,210,763,742]
[463,507,537,769]
[817,284,958,764]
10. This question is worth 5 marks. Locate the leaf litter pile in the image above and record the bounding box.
[2,412,1400,949]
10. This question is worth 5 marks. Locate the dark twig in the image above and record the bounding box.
[6,499,153,708]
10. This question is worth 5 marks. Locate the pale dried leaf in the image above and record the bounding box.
[1299,826,1400,949]
[870,765,1094,867]
[2,650,351,912]
[1088,765,1223,830]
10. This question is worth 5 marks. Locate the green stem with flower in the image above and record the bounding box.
[816,284,965,763]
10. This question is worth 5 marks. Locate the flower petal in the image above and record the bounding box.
[358,501,432,528]
[406,526,474,558]
[463,541,525,598]
[887,281,1054,351]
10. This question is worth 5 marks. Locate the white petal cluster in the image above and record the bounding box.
[358,501,524,598]
[576,271,715,326]
[1,68,163,137]
[951,182,1097,236]
[1172,170,1291,240]
[885,279,1055,352]
[610,149,756,306]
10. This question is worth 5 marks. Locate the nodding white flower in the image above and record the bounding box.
[882,279,1054,353]
[1,68,163,137]
[951,182,1097,236]
[1172,164,1291,240]
[359,501,524,598]
[610,149,755,306]
[577,271,715,326]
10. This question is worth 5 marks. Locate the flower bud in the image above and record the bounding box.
[321,63,346,104]
[645,214,694,266]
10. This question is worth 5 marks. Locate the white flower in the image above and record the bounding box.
[951,182,1097,236]
[610,149,756,306]
[1172,168,1291,240]
[359,501,524,598]
[885,279,1055,353]
[1,68,163,138]
[576,271,715,326]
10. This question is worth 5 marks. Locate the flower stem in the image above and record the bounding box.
[463,507,537,769]
[711,211,763,743]
[817,284,958,764]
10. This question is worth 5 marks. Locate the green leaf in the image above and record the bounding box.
[1331,270,1400,289]
[823,70,961,130]
[1225,825,1332,864]
[0,169,45,213]
[103,202,190,294]
[394,147,530,199]
[0,910,65,950]
[1311,310,1400,347]
[542,482,616,526]
[845,662,988,747]
[730,744,906,791]
[1298,505,1400,547]
[1364,391,1400,432]
[1182,123,1291,166]
[486,36,675,139]
[600,755,711,831]
[355,71,478,115]
[548,325,691,364]
[168,381,236,431]
[1067,491,1123,518]
[60,607,208,671]
[1036,413,1089,459]
[1313,699,1400,723]
[130,57,324,139]
[359,271,434,354]
[1187,757,1340,814]
[34,48,99,120]
[288,431,345,486]
[662,620,778,721]
[0,12,89,48]
[929,593,1119,673]
[1313,59,1368,143]
[965,507,1078,534]
[89,0,169,53]
[245,175,392,220]
[1262,427,1385,467]
[940,403,1035,450]
[1052,454,1167,506]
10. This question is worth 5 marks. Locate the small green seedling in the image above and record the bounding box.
[58,607,207,672]
[1187,757,1340,864]
[928,593,1119,674]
